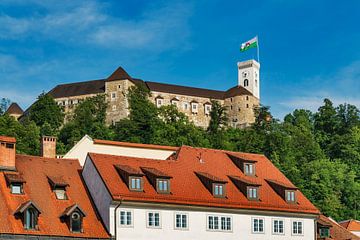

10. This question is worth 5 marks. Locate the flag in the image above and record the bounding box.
[240,36,258,52]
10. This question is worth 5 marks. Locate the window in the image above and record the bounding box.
[191,103,198,113]
[244,163,255,176]
[286,190,296,203]
[247,187,258,200]
[319,227,330,238]
[6,143,14,149]
[129,177,142,191]
[24,208,38,230]
[255,79,258,87]
[213,183,225,197]
[246,96,249,101]
[175,213,188,230]
[119,210,132,227]
[11,183,23,194]
[273,219,284,234]
[118,85,121,89]
[292,221,303,235]
[208,215,231,232]
[70,212,82,233]
[54,187,68,200]
[183,102,189,110]
[244,79,249,87]
[157,179,170,193]
[246,104,249,108]
[156,98,163,107]
[171,100,178,107]
[112,105,117,111]
[111,92,117,101]
[252,218,264,233]
[205,105,211,115]
[147,212,160,228]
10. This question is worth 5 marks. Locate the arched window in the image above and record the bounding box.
[25,208,38,230]
[244,79,249,87]
[71,211,82,233]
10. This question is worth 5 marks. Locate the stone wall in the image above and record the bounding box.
[224,95,259,128]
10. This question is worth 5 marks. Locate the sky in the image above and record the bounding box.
[0,0,359,119]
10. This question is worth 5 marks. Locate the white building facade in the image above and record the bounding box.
[82,144,319,240]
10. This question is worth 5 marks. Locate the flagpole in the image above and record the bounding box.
[256,35,260,63]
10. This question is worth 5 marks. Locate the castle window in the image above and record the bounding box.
[246,96,249,100]
[112,105,117,111]
[118,85,121,89]
[230,105,233,110]
[111,92,117,101]
[246,104,249,108]
[191,102,198,113]
[244,79,249,87]
[204,104,212,115]
[230,98,233,102]
[155,97,164,107]
[183,102,189,110]
[255,79,258,87]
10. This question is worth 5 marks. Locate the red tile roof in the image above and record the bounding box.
[115,164,144,176]
[318,215,360,240]
[0,136,16,143]
[229,175,262,186]
[0,155,109,238]
[88,145,319,214]
[94,139,179,151]
[195,171,228,183]
[339,219,360,232]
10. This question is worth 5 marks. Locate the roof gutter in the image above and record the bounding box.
[113,199,123,240]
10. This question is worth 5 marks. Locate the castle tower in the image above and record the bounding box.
[237,59,260,99]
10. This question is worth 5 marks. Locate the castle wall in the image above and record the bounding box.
[224,95,259,128]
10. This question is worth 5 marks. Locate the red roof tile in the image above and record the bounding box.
[339,219,360,232]
[266,179,298,190]
[0,155,109,238]
[318,215,360,240]
[87,145,319,214]
[115,164,144,176]
[229,175,262,186]
[196,171,228,183]
[141,167,172,178]
[0,136,16,143]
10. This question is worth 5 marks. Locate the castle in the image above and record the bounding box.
[47,59,260,128]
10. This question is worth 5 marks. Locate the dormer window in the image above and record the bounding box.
[61,204,86,233]
[47,176,69,200]
[213,183,225,197]
[267,179,298,204]
[130,176,142,191]
[171,98,179,107]
[195,172,228,198]
[191,101,198,113]
[244,163,255,176]
[157,179,170,193]
[5,173,25,195]
[204,103,212,115]
[227,153,257,176]
[286,190,296,203]
[115,165,144,192]
[229,176,261,201]
[141,167,172,194]
[14,201,41,230]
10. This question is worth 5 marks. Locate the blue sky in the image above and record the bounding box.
[0,0,359,119]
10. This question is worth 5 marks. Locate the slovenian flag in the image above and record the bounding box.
[240,36,258,52]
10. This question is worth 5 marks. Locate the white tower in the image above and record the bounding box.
[237,59,260,99]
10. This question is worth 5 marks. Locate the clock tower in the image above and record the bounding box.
[237,59,260,99]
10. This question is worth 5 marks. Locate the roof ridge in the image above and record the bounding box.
[52,78,105,88]
[145,80,226,93]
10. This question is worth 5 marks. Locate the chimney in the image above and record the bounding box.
[0,136,16,171]
[41,136,57,158]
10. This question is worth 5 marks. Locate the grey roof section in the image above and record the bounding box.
[48,79,106,98]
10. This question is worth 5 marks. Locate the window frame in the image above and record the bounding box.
[146,211,161,229]
[207,215,232,232]
[191,102,198,113]
[285,190,296,203]
[156,178,170,194]
[10,183,23,195]
[212,183,226,198]
[247,186,259,201]
[119,209,133,228]
[272,218,285,235]
[24,207,38,230]
[244,79,249,87]
[174,212,189,230]
[110,92,117,101]
[319,226,330,238]
[291,220,304,236]
[252,217,265,234]
[70,211,83,233]
[156,98,164,107]
[129,176,143,192]
[54,186,68,200]
[244,162,255,176]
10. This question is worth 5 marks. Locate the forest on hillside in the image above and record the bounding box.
[0,85,359,221]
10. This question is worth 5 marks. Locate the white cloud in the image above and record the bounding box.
[277,60,360,115]
[0,1,193,51]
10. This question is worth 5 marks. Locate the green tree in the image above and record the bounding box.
[0,98,11,115]
[27,93,64,134]
[59,94,112,149]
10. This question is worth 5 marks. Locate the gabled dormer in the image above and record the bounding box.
[141,167,172,194]
[4,172,26,194]
[47,175,69,200]
[195,172,228,198]
[14,200,41,230]
[60,204,86,233]
[229,175,261,201]
[155,96,164,107]
[115,164,144,192]
[227,153,257,176]
[266,179,298,203]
